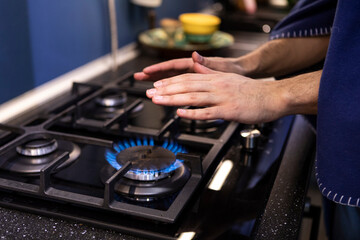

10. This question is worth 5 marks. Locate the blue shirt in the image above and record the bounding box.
[270,0,360,207]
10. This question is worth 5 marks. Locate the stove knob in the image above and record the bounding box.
[240,129,261,151]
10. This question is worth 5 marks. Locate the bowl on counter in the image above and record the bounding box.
[179,13,221,43]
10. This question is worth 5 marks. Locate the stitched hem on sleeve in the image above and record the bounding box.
[315,158,360,208]
[270,27,332,40]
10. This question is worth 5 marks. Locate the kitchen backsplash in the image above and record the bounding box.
[0,0,212,104]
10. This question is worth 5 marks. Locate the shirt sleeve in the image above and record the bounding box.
[317,0,360,207]
[270,0,338,40]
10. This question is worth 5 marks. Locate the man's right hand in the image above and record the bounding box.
[134,52,245,82]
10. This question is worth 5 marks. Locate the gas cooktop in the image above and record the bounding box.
[0,71,298,239]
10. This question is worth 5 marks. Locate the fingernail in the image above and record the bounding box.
[153,95,163,101]
[195,51,203,62]
[178,109,186,114]
[146,88,156,96]
[154,81,162,88]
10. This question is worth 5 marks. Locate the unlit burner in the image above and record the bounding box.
[16,138,58,157]
[180,119,225,133]
[95,92,128,107]
[92,92,144,120]
[2,138,81,175]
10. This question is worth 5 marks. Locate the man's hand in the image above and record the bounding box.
[135,37,330,81]
[134,52,245,81]
[146,63,321,124]
[135,37,327,123]
[146,63,285,124]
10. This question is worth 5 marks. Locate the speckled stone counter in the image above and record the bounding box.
[0,207,141,240]
[254,116,316,239]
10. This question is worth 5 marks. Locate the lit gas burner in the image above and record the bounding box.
[91,92,144,120]
[1,138,81,176]
[115,146,179,181]
[100,138,190,201]
[180,119,225,134]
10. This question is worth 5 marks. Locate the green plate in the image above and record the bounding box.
[138,28,234,55]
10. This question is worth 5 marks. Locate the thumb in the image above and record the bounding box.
[192,51,221,73]
[193,62,218,74]
[192,51,205,64]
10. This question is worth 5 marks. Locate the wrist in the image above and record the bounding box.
[265,80,290,120]
[276,71,321,116]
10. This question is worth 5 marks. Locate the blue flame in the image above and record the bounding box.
[106,137,187,174]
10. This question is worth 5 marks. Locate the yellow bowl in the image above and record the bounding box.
[179,13,221,35]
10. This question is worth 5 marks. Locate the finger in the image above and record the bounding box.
[193,62,218,74]
[135,70,188,82]
[177,107,223,120]
[192,51,204,64]
[146,88,156,98]
[134,72,150,81]
[154,81,212,95]
[193,52,241,74]
[192,52,224,71]
[153,73,212,88]
[143,58,193,74]
[151,92,216,107]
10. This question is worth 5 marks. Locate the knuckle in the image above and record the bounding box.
[182,73,192,80]
[166,95,174,102]
[197,108,215,120]
[181,83,191,92]
[189,93,198,101]
[212,81,221,89]
[222,81,231,89]
[203,110,213,119]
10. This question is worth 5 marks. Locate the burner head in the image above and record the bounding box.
[3,139,81,176]
[95,92,127,107]
[180,119,224,133]
[16,138,58,157]
[116,146,177,181]
[91,92,144,120]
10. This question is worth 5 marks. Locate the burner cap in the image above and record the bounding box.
[116,146,176,181]
[16,138,58,157]
[180,119,224,133]
[5,139,81,175]
[95,92,127,107]
[91,100,144,120]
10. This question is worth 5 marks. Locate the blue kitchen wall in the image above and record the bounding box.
[27,1,111,87]
[0,0,34,104]
[0,0,211,104]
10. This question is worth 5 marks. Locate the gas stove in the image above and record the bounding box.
[0,71,299,239]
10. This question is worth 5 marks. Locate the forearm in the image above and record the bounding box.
[238,37,330,78]
[277,70,322,117]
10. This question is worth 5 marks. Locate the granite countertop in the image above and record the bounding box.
[0,207,140,240]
